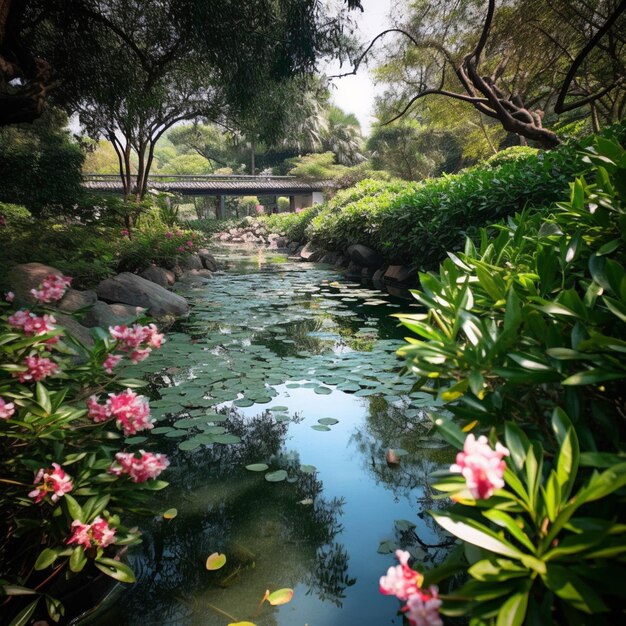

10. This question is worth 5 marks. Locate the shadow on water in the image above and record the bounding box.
[84,248,451,626]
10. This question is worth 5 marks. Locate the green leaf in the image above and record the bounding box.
[264,470,288,482]
[267,588,294,606]
[551,409,579,501]
[34,548,58,571]
[431,511,524,559]
[541,564,607,614]
[1,584,38,596]
[35,382,52,414]
[245,463,269,472]
[94,558,137,583]
[69,546,87,573]
[482,510,536,554]
[433,416,465,449]
[64,494,83,522]
[496,583,531,626]
[205,552,226,570]
[562,368,625,386]
[8,599,39,626]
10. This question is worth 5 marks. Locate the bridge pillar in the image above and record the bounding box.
[218,195,226,219]
[289,196,296,213]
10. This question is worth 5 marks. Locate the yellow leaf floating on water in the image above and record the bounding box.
[206,552,226,570]
[267,588,294,606]
[228,623,257,626]
[163,508,177,520]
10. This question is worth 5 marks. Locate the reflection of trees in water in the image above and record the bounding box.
[350,396,453,553]
[92,408,350,626]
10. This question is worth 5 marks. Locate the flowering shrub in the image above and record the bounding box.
[383,138,626,624]
[0,274,169,623]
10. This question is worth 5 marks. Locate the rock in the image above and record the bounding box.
[179,254,203,271]
[95,273,189,319]
[384,265,418,284]
[197,249,218,272]
[361,266,376,280]
[346,261,363,278]
[140,266,170,289]
[55,288,98,313]
[164,269,176,286]
[334,254,348,267]
[319,251,340,265]
[347,244,384,269]
[299,243,324,261]
[6,262,64,306]
[275,237,288,249]
[179,271,210,285]
[372,267,386,286]
[55,313,94,348]
[287,241,300,253]
[83,301,138,329]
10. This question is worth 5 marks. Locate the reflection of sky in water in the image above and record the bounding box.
[83,252,450,626]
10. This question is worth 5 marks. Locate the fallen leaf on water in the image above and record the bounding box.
[163,508,177,520]
[206,552,227,570]
[267,588,294,606]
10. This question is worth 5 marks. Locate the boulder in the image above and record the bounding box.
[140,265,170,289]
[55,288,98,313]
[347,244,384,268]
[334,254,348,268]
[384,265,418,284]
[319,251,340,265]
[197,249,218,272]
[55,313,94,348]
[299,242,324,261]
[179,254,204,271]
[179,270,211,285]
[95,273,189,319]
[372,267,386,286]
[287,241,300,253]
[275,237,288,249]
[6,262,64,306]
[346,261,363,279]
[83,301,139,329]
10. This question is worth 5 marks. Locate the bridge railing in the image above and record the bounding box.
[82,173,298,183]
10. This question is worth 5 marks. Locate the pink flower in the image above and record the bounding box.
[28,463,73,503]
[176,245,185,253]
[87,390,153,434]
[186,240,193,248]
[143,323,164,348]
[380,551,442,626]
[175,230,183,237]
[109,323,163,352]
[129,347,151,364]
[67,516,116,549]
[109,450,169,482]
[30,273,71,303]
[103,353,122,374]
[5,291,14,302]
[120,229,130,237]
[380,550,423,601]
[87,395,110,423]
[404,589,443,626]
[15,356,59,383]
[0,396,15,419]
[165,231,173,239]
[8,310,56,336]
[450,434,510,500]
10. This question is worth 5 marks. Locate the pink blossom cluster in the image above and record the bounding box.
[14,355,59,383]
[87,389,153,436]
[109,450,169,483]
[102,354,122,374]
[108,323,164,366]
[8,310,57,336]
[450,434,510,500]
[28,463,73,503]
[380,550,442,626]
[30,273,72,303]
[5,291,14,302]
[67,516,116,549]
[0,396,15,419]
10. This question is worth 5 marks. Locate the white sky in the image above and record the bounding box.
[325,0,394,136]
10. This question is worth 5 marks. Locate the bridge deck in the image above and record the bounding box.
[82,174,325,196]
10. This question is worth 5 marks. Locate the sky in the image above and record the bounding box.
[325,0,394,136]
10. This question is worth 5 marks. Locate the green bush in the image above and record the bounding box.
[483,145,539,168]
[261,205,323,242]
[185,218,238,237]
[0,286,169,624]
[388,137,626,624]
[306,123,626,268]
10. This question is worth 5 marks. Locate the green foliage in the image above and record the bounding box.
[483,146,539,168]
[0,299,168,624]
[0,112,84,216]
[0,203,32,229]
[393,137,626,624]
[261,206,323,242]
[285,152,348,181]
[307,125,626,266]
[185,218,239,237]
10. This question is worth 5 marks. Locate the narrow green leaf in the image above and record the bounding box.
[94,557,136,583]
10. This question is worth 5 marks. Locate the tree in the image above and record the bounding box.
[340,0,626,148]
[322,105,366,166]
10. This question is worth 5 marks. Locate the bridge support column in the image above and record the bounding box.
[289,196,296,213]
[218,195,226,219]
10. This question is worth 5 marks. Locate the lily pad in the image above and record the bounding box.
[311,425,331,431]
[300,464,317,474]
[395,519,417,532]
[318,418,338,426]
[314,386,332,395]
[206,552,226,571]
[245,463,269,472]
[264,470,288,482]
[163,508,177,520]
[267,588,294,606]
[233,398,253,407]
[377,540,397,554]
[270,406,288,412]
[179,440,201,451]
[213,434,241,445]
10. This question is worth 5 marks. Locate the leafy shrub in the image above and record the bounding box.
[185,218,239,237]
[483,145,539,168]
[387,137,626,624]
[0,202,32,228]
[261,205,323,242]
[0,280,169,624]
[306,123,626,267]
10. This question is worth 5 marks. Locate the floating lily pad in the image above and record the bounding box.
[267,588,294,606]
[300,464,317,474]
[164,430,187,438]
[265,470,288,482]
[395,519,417,532]
[318,418,338,426]
[179,440,201,451]
[270,406,288,412]
[245,463,269,472]
[377,540,397,554]
[206,552,226,571]
[163,508,177,520]
[314,386,332,395]
[311,425,331,431]
[233,398,254,407]
[213,434,241,445]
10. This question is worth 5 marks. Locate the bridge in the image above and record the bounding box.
[82,173,326,213]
